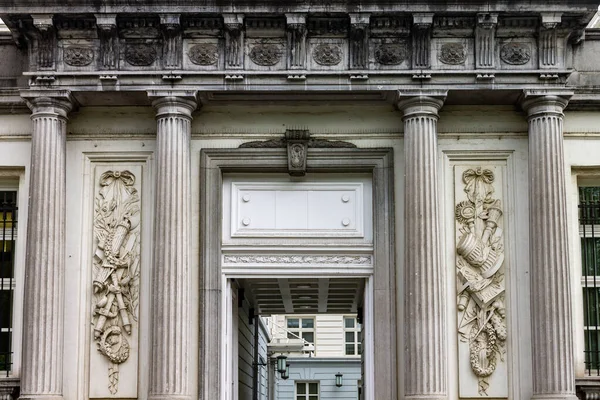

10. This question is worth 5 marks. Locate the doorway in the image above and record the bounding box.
[199,148,396,400]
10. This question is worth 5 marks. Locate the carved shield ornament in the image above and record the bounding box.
[500,43,531,65]
[374,43,406,65]
[64,46,94,66]
[439,42,466,65]
[249,44,282,66]
[313,43,343,66]
[125,44,157,66]
[188,43,219,66]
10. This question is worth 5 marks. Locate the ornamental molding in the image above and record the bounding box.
[456,167,506,396]
[439,42,466,65]
[92,170,141,395]
[249,43,282,66]
[224,255,372,265]
[500,42,531,65]
[125,44,157,66]
[312,43,342,66]
[188,43,218,65]
[63,46,94,66]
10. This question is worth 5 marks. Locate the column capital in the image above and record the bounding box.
[520,90,573,119]
[396,90,447,119]
[20,90,75,119]
[148,90,199,120]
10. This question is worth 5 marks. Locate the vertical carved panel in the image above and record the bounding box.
[539,24,558,68]
[161,14,182,69]
[33,16,56,70]
[224,14,244,69]
[96,15,118,70]
[455,166,508,398]
[476,14,497,69]
[287,14,307,69]
[412,14,433,69]
[350,14,369,70]
[90,169,141,398]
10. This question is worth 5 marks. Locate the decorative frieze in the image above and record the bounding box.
[92,170,141,396]
[412,13,433,69]
[455,166,507,397]
[160,14,182,69]
[224,14,244,69]
[439,42,466,65]
[476,13,497,69]
[223,255,372,265]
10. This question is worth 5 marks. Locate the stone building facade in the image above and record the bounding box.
[0,1,598,400]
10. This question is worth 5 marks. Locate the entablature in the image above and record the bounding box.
[0,8,595,91]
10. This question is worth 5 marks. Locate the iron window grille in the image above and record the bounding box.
[580,186,600,375]
[0,191,16,375]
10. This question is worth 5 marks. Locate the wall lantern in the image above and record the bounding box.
[335,373,343,387]
[281,363,290,380]
[276,355,288,374]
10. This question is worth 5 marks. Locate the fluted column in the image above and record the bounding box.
[522,91,577,400]
[398,91,447,400]
[20,91,74,400]
[148,92,198,400]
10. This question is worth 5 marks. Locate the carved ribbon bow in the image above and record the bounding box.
[463,167,495,205]
[100,170,136,187]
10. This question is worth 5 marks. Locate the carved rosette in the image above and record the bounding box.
[125,44,157,66]
[374,43,406,65]
[439,43,466,65]
[64,46,94,66]
[312,43,342,66]
[188,43,218,66]
[249,44,282,66]
[92,170,141,395]
[500,43,531,65]
[456,167,506,396]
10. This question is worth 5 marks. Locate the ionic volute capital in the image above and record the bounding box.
[520,90,573,120]
[21,90,75,120]
[149,91,199,120]
[397,90,447,120]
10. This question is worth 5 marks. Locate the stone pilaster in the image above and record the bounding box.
[148,91,197,400]
[522,91,577,400]
[20,91,74,400]
[398,91,447,400]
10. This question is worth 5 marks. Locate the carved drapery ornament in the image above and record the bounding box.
[412,18,432,68]
[161,15,182,69]
[287,23,307,69]
[456,167,506,396]
[92,170,141,395]
[225,22,243,68]
[33,19,56,70]
[349,22,369,69]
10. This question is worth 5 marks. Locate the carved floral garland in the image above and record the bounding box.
[456,167,506,396]
[92,170,141,395]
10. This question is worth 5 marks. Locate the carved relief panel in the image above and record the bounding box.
[182,17,222,71]
[369,16,410,70]
[89,167,142,399]
[245,17,286,71]
[455,165,508,398]
[431,16,474,70]
[55,16,97,72]
[308,17,348,70]
[118,17,161,70]
[496,17,538,70]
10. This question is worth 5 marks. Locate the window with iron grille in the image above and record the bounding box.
[0,190,16,375]
[580,186,600,375]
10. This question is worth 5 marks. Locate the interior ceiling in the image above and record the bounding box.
[238,277,365,316]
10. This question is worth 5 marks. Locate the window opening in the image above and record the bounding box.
[344,316,362,356]
[580,186,600,375]
[287,317,315,346]
[296,381,319,400]
[0,191,16,375]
